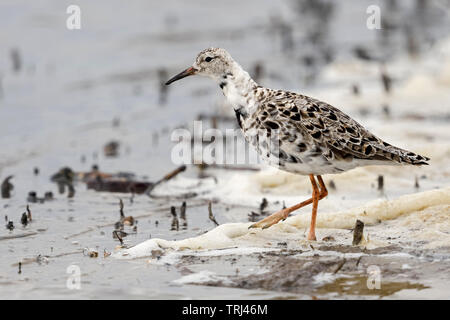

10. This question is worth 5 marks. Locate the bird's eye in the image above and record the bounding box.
[205,57,213,62]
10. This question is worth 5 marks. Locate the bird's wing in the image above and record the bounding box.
[267,92,429,165]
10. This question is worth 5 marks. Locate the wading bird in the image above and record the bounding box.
[166,48,429,240]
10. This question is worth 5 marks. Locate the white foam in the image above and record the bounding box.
[113,187,450,259]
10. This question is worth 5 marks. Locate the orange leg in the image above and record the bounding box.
[249,175,328,241]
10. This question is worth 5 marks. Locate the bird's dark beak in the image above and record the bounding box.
[165,66,197,85]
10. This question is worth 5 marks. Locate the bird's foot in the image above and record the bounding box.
[307,232,317,241]
[249,208,291,230]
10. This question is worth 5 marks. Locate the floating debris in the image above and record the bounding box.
[353,46,373,61]
[119,199,135,226]
[180,201,187,230]
[260,198,269,213]
[322,236,335,242]
[114,220,124,230]
[1,175,14,199]
[68,184,75,198]
[44,191,53,201]
[6,221,14,231]
[36,254,49,265]
[21,212,28,227]
[87,178,151,194]
[328,180,336,190]
[356,256,362,267]
[27,191,38,203]
[208,201,219,226]
[113,230,125,245]
[51,167,75,197]
[84,248,99,258]
[145,165,187,196]
[248,211,260,222]
[352,220,365,246]
[170,206,179,231]
[104,140,120,157]
[249,198,269,222]
[26,205,32,221]
[333,259,347,274]
[377,175,384,192]
[113,230,128,239]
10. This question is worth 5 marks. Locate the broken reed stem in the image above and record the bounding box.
[119,199,124,218]
[208,201,219,226]
[170,206,179,231]
[113,230,124,245]
[333,259,346,274]
[26,205,32,221]
[146,165,187,196]
[180,201,187,229]
[352,219,365,246]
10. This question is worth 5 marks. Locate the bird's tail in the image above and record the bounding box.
[378,143,430,165]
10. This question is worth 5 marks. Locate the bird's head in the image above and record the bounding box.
[166,48,235,85]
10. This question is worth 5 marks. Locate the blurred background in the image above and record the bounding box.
[1,0,449,177]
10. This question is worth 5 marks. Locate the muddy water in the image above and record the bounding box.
[1,0,450,299]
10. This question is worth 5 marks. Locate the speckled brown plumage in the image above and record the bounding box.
[237,87,429,175]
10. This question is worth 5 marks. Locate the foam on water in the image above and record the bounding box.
[114,187,450,259]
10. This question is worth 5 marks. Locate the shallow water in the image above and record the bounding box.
[0,0,449,299]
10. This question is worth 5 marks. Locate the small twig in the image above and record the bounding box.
[356,256,362,267]
[333,259,346,274]
[113,230,124,245]
[145,165,187,196]
[208,201,219,226]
